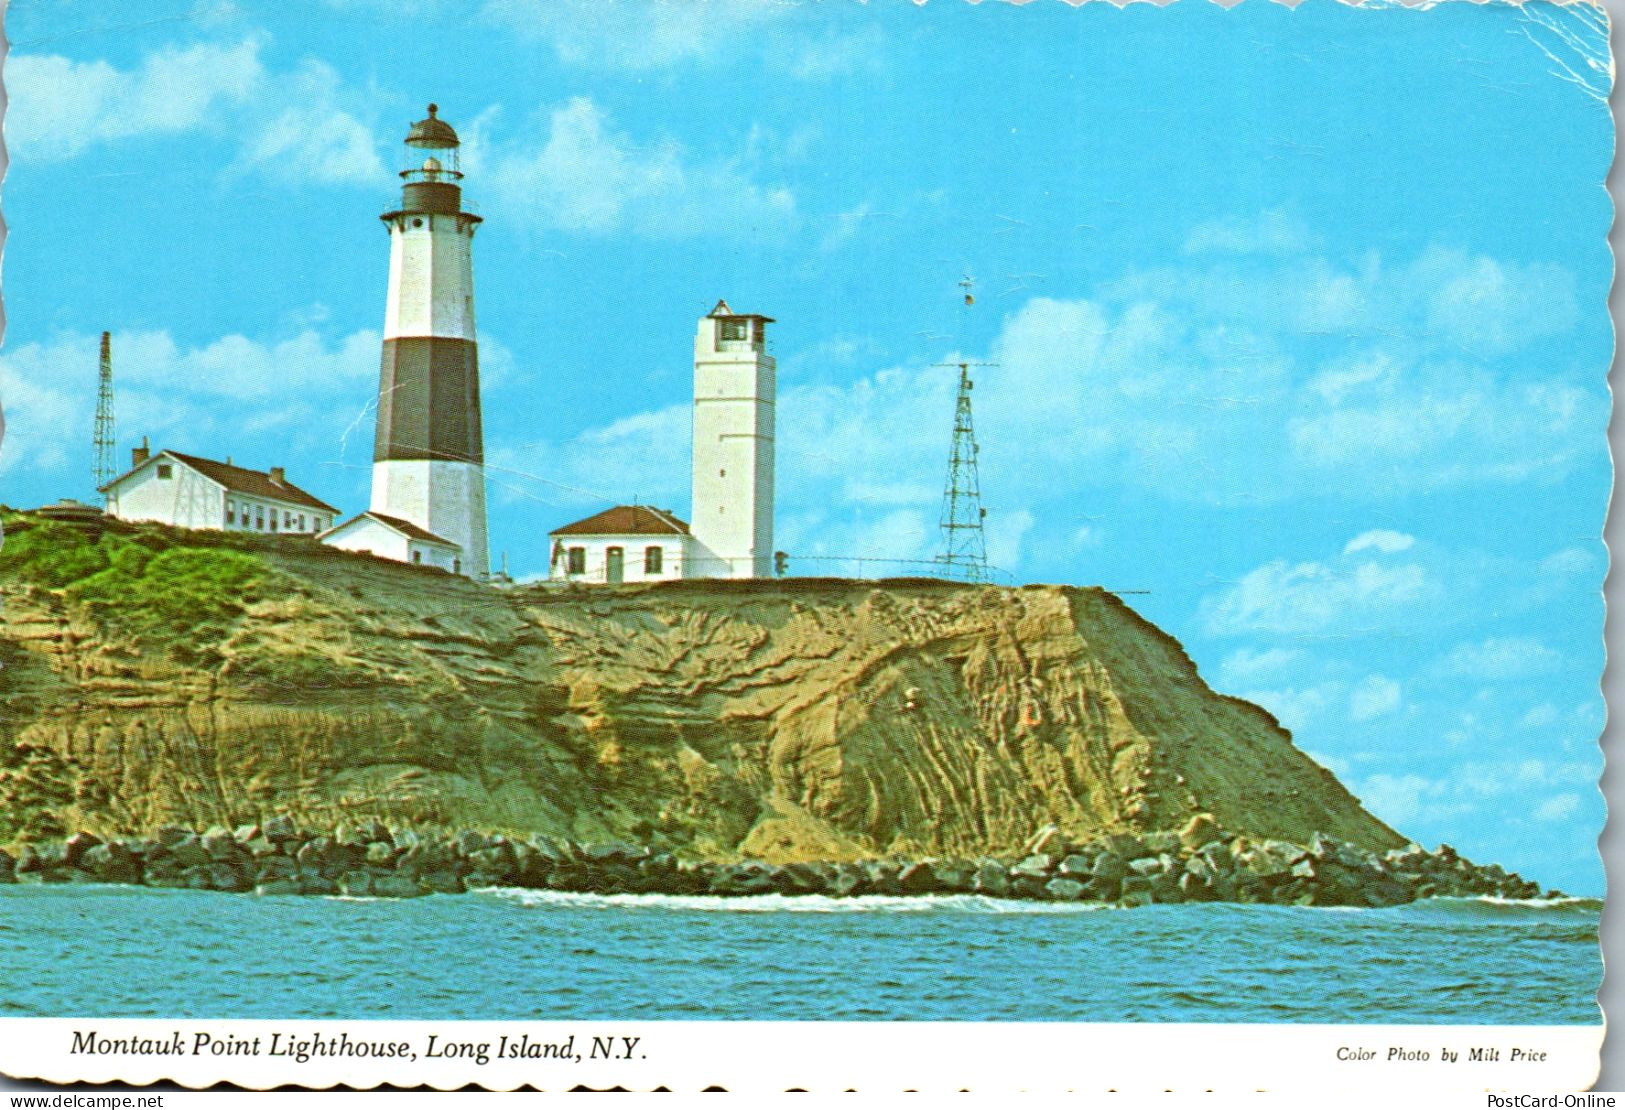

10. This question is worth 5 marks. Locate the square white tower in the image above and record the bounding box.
[690,301,775,578]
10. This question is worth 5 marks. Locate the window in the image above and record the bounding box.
[269,513,278,533]
[255,508,265,530]
[413,551,422,564]
[453,558,461,575]
[567,547,586,575]
[226,500,236,525]
[298,514,306,531]
[719,319,747,343]
[284,511,292,528]
[156,464,173,480]
[645,546,663,574]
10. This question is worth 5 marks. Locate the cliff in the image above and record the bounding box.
[0,512,1404,860]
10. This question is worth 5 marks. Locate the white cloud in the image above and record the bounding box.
[1202,554,1434,637]
[7,39,265,162]
[234,60,385,186]
[820,203,873,253]
[485,98,796,238]
[1535,793,1582,822]
[1183,208,1311,256]
[1349,675,1402,721]
[1213,646,1302,687]
[1438,637,1563,681]
[1520,703,1561,729]
[1236,682,1342,734]
[477,0,879,79]
[1355,772,1471,827]
[1344,530,1415,555]
[0,328,379,494]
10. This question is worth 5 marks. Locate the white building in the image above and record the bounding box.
[545,302,778,584]
[319,510,463,573]
[689,301,775,578]
[101,445,338,536]
[548,506,696,585]
[333,103,489,579]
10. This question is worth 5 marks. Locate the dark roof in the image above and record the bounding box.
[551,505,690,538]
[100,450,339,513]
[327,511,458,548]
[708,298,775,323]
[167,452,340,513]
[406,103,459,148]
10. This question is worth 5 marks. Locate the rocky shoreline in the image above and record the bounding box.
[0,814,1558,908]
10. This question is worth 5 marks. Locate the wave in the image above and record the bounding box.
[1401,895,1603,920]
[474,887,1115,915]
[473,887,1603,919]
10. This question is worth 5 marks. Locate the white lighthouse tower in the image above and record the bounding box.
[369,104,488,578]
[690,301,775,578]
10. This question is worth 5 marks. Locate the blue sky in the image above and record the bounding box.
[0,0,1611,892]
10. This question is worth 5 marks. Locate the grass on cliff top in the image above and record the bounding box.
[1,517,269,653]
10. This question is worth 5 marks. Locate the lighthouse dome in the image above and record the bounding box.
[406,103,459,148]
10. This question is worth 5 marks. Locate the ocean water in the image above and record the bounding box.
[0,885,1601,1023]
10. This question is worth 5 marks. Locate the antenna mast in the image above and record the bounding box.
[934,275,992,584]
[93,331,116,503]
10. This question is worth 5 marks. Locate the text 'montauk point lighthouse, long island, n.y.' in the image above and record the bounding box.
[322,105,489,578]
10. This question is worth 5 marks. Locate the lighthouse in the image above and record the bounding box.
[367,104,488,578]
[689,301,775,578]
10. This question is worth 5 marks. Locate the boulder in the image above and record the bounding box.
[1022,824,1065,858]
[299,874,340,896]
[0,850,14,883]
[262,815,299,843]
[1179,813,1225,853]
[81,842,141,884]
[708,865,778,896]
[296,837,330,870]
[827,866,864,898]
[1128,855,1164,876]
[1056,854,1095,878]
[208,863,251,892]
[201,826,239,861]
[63,832,103,869]
[861,861,903,896]
[972,860,1011,897]
[338,871,374,897]
[255,856,299,883]
[243,837,281,859]
[778,861,834,896]
[420,870,464,895]
[932,860,978,893]
[1090,853,1127,883]
[1044,877,1087,902]
[155,825,192,848]
[255,878,300,896]
[456,830,489,857]
[1119,889,1154,909]
[1012,854,1054,879]
[233,824,261,844]
[168,835,211,869]
[898,861,941,895]
[1010,875,1050,901]
[371,874,427,899]
[1139,830,1182,855]
[365,841,398,868]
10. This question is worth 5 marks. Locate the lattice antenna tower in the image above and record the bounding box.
[93,331,116,503]
[934,275,993,584]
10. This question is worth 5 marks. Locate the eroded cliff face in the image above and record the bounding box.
[0,519,1402,859]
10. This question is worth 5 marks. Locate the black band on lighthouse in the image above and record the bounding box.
[373,337,484,464]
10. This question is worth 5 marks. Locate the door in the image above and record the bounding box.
[606,546,624,584]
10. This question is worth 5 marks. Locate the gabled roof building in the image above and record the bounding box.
[548,505,694,584]
[101,442,338,536]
